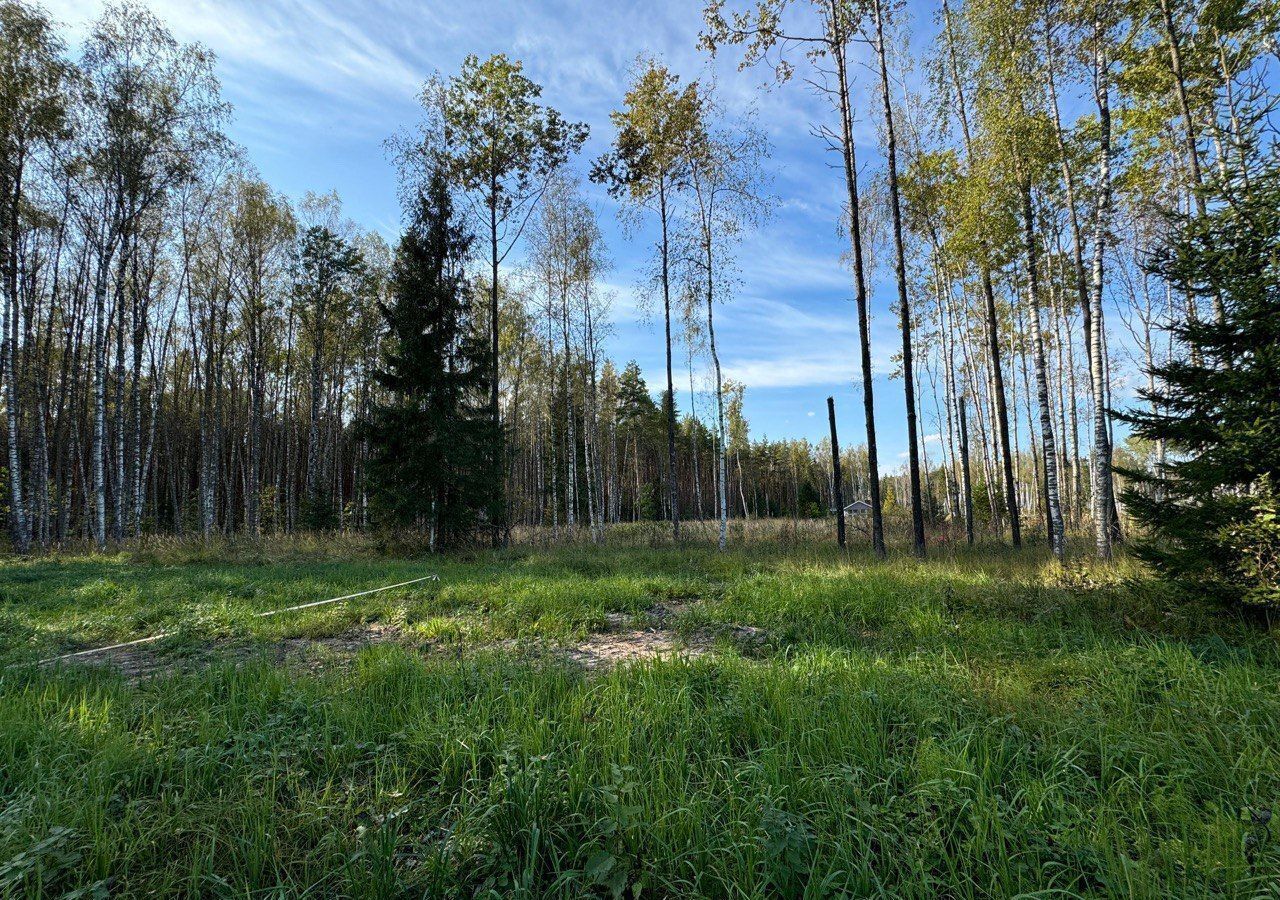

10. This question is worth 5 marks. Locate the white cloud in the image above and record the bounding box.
[724,356,851,390]
[50,0,424,101]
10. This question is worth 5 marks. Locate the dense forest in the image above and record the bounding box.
[0,0,1276,561]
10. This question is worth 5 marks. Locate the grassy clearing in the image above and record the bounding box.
[0,534,1278,897]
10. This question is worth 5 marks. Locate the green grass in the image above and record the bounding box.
[0,535,1278,897]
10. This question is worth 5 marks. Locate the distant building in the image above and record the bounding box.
[843,500,873,516]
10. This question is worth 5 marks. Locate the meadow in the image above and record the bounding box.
[0,529,1277,898]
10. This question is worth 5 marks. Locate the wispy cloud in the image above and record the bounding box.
[58,0,424,96]
[724,355,853,389]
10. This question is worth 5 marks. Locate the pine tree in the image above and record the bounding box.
[616,361,663,435]
[1120,162,1280,606]
[364,169,497,545]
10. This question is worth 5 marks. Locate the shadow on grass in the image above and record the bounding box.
[1,643,1276,897]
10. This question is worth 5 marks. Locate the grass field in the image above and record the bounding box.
[1,532,1278,897]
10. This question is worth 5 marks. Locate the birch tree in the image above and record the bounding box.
[682,105,770,551]
[0,0,69,552]
[968,0,1066,558]
[592,58,705,542]
[868,0,927,556]
[75,2,226,546]
[701,0,890,557]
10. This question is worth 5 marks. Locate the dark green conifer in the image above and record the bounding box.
[1120,162,1280,606]
[365,168,498,544]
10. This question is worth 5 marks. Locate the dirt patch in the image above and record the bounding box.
[65,642,181,681]
[52,621,414,682]
[48,604,770,679]
[566,628,702,670]
[569,603,768,670]
[275,621,409,673]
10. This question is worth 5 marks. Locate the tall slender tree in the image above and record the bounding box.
[967,0,1065,558]
[293,225,362,529]
[226,177,294,538]
[869,0,926,556]
[683,105,770,551]
[592,58,705,542]
[0,0,69,552]
[75,2,227,546]
[701,0,889,557]
[405,54,587,541]
[527,174,608,536]
[937,0,1022,548]
[1088,7,1118,559]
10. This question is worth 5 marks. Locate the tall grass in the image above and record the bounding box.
[0,540,1276,897]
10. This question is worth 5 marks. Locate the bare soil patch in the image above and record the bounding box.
[275,621,413,673]
[49,603,768,679]
[567,603,767,670]
[55,620,412,681]
[566,628,699,670]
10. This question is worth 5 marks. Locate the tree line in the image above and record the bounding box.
[0,0,1276,566]
[701,0,1276,563]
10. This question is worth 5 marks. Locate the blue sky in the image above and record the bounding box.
[50,0,971,469]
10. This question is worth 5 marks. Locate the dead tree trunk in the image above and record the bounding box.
[828,396,845,549]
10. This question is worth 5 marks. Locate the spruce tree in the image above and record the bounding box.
[365,169,497,544]
[1120,162,1280,607]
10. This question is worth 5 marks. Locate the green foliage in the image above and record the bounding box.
[78,2,228,201]
[635,483,659,520]
[1221,477,1280,608]
[294,226,363,314]
[1121,162,1280,605]
[418,53,588,228]
[798,479,822,517]
[294,226,365,531]
[590,58,705,209]
[364,170,498,542]
[615,360,662,437]
[0,0,71,188]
